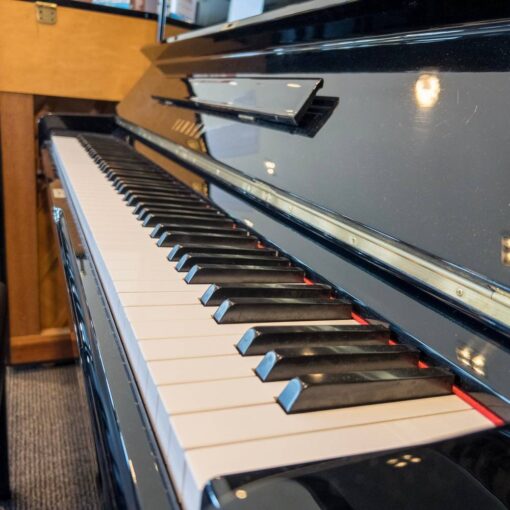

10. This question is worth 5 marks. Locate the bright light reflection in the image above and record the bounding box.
[414,74,441,108]
[264,160,276,175]
[235,489,248,500]
[287,83,302,88]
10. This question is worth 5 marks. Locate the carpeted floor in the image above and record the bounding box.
[0,364,100,510]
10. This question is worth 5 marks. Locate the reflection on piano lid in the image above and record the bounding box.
[38,1,510,509]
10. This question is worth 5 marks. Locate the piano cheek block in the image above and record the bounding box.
[277,368,454,413]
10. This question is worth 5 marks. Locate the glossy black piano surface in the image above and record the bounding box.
[203,426,510,510]
[38,1,510,509]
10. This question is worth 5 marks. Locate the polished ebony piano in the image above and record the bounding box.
[39,1,510,508]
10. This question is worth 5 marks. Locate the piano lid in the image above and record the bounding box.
[118,2,510,333]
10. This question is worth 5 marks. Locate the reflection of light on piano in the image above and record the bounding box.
[287,83,302,88]
[414,74,440,108]
[264,160,276,175]
[229,81,238,86]
[457,346,472,366]
[472,354,486,376]
[456,345,486,376]
[235,489,248,500]
[244,218,254,228]
[501,236,510,265]
[386,454,422,468]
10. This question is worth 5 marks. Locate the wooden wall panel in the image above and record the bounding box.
[0,1,184,101]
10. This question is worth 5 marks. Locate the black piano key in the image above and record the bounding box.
[98,153,148,161]
[137,206,219,221]
[122,190,202,204]
[144,211,225,227]
[108,173,171,184]
[201,283,332,306]
[110,173,176,182]
[256,344,419,382]
[102,162,159,175]
[97,160,156,176]
[236,324,390,355]
[133,201,214,217]
[176,254,289,272]
[106,170,163,180]
[126,193,204,207]
[127,196,198,208]
[110,176,185,189]
[185,264,305,284]
[112,176,176,188]
[97,154,142,162]
[151,222,235,237]
[214,297,351,324]
[124,189,200,205]
[157,228,247,247]
[117,183,192,195]
[150,218,235,237]
[102,160,140,169]
[156,232,257,248]
[118,186,190,198]
[277,367,454,413]
[106,167,174,179]
[168,244,276,261]
[136,204,215,223]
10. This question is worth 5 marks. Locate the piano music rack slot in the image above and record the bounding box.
[152,75,337,137]
[153,94,338,138]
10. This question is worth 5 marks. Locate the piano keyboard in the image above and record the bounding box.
[51,134,494,510]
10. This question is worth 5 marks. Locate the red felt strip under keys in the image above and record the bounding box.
[350,312,505,426]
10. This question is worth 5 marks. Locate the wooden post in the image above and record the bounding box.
[1,93,40,337]
[0,92,74,364]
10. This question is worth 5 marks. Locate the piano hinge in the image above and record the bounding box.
[35,2,57,25]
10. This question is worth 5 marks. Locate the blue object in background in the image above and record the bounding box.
[92,0,131,10]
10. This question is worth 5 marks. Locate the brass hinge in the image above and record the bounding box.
[35,2,57,25]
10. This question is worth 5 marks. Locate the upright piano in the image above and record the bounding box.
[39,1,510,508]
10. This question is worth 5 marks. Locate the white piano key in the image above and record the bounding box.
[111,269,186,282]
[119,291,201,306]
[126,304,216,322]
[173,395,471,450]
[114,280,210,294]
[159,377,287,415]
[131,316,358,340]
[182,409,492,510]
[148,355,261,386]
[139,336,238,361]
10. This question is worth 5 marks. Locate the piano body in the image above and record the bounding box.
[39,1,510,508]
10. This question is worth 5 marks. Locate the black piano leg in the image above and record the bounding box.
[0,381,9,500]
